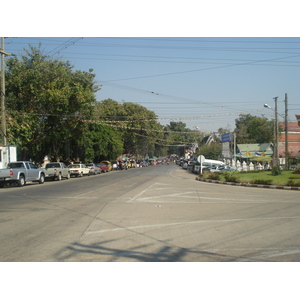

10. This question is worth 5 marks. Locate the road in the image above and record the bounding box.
[0,164,299,262]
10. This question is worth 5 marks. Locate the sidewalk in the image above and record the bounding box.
[195,177,300,191]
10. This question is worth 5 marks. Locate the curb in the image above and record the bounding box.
[195,177,300,191]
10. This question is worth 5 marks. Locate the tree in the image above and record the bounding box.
[163,121,197,157]
[195,142,222,160]
[5,45,100,163]
[95,99,161,158]
[234,114,274,144]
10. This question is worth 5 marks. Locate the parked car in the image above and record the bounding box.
[0,161,45,187]
[86,163,101,175]
[207,165,236,173]
[207,166,220,173]
[187,161,196,171]
[44,162,70,181]
[68,164,90,177]
[98,163,109,173]
[182,160,188,169]
[100,161,112,171]
[215,166,237,172]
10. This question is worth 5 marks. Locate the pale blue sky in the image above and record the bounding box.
[5,37,300,132]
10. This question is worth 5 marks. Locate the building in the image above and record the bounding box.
[236,143,274,159]
[295,115,300,163]
[278,122,300,159]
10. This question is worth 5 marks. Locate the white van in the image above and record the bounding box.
[193,159,225,174]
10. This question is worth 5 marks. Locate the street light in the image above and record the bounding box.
[264,97,279,167]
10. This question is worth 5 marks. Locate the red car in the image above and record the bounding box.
[98,163,109,173]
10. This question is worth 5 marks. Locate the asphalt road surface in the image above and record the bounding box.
[1,164,299,262]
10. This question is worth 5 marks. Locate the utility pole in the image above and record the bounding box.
[1,37,6,146]
[0,37,11,146]
[274,97,279,167]
[285,93,289,170]
[233,132,236,168]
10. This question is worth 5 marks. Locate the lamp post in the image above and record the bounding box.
[264,97,279,167]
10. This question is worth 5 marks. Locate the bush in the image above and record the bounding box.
[207,173,221,180]
[272,166,282,176]
[250,179,273,185]
[224,171,240,183]
[201,171,220,180]
[292,167,300,174]
[286,179,300,187]
[288,176,300,180]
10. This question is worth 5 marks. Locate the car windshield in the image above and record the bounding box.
[46,163,60,168]
[69,165,80,168]
[7,163,25,169]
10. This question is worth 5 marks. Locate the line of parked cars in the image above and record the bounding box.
[0,160,117,188]
[0,158,155,188]
[0,157,154,188]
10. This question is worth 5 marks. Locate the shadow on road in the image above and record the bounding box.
[58,240,231,262]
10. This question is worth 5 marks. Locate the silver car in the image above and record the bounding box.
[86,163,101,175]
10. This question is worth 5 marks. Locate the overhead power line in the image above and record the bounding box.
[47,38,83,57]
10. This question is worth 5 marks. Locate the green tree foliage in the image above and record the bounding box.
[163,121,196,157]
[4,44,207,163]
[196,142,222,160]
[5,45,100,162]
[234,114,274,144]
[95,99,162,158]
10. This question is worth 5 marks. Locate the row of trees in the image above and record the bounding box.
[1,45,275,163]
[3,45,200,163]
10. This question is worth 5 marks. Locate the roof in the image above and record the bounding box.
[237,143,273,152]
[236,144,274,158]
[279,122,300,132]
[279,143,300,158]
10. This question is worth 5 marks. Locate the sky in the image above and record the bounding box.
[4,36,300,133]
[3,1,300,135]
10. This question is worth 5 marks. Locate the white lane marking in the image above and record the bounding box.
[235,249,300,261]
[86,216,300,235]
[126,182,165,203]
[74,176,135,198]
[127,190,299,203]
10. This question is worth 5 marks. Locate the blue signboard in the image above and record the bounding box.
[221,133,231,143]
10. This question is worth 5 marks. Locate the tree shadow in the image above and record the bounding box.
[58,239,232,262]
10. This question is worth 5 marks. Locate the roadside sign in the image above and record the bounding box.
[221,133,231,143]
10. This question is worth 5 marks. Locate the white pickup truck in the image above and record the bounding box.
[44,162,70,181]
[0,161,45,187]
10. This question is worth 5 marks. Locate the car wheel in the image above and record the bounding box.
[17,175,26,187]
[0,181,5,188]
[57,173,62,181]
[39,174,45,184]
